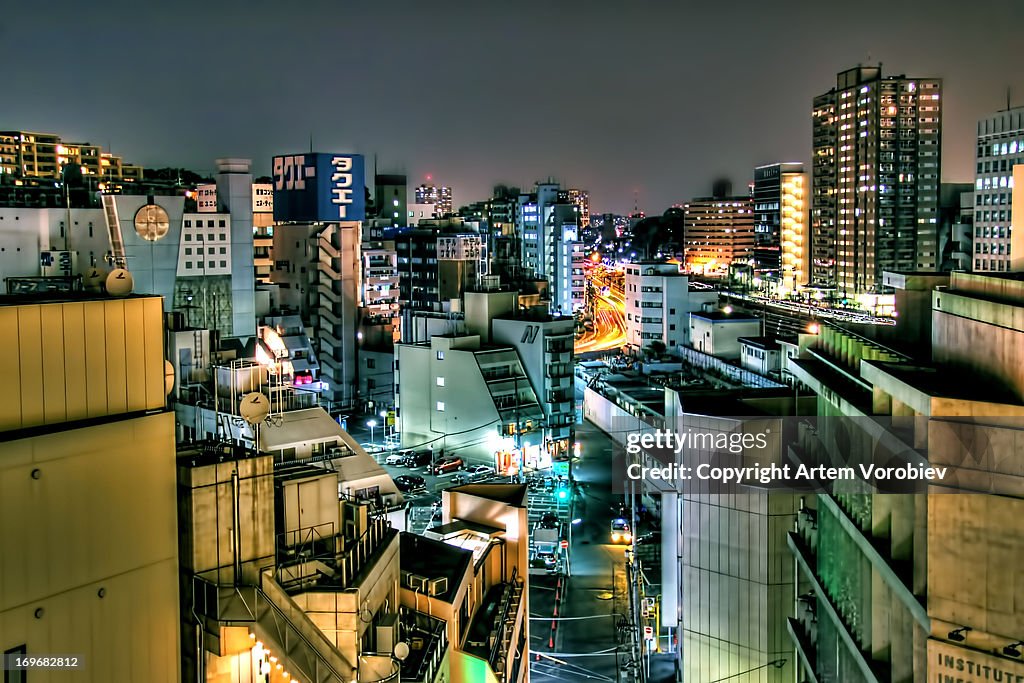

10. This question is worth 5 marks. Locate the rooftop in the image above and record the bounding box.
[400,533,471,602]
[448,483,528,507]
[865,360,1023,406]
[738,336,781,350]
[691,310,760,322]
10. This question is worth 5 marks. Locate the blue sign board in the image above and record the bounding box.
[271,153,366,223]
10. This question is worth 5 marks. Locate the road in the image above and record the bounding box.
[576,264,628,354]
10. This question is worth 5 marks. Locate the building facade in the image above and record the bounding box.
[683,194,755,276]
[623,261,717,354]
[0,293,180,682]
[810,66,942,295]
[753,163,808,293]
[971,106,1024,272]
[415,183,453,218]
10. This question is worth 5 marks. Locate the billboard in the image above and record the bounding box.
[271,153,366,223]
[197,184,218,213]
[437,234,483,260]
[252,183,274,213]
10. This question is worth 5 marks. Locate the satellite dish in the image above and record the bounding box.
[164,360,176,396]
[239,392,270,425]
[393,642,410,661]
[83,266,108,289]
[105,268,134,296]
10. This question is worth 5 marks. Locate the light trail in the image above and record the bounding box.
[575,264,627,354]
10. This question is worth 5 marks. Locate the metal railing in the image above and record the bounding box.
[192,573,353,683]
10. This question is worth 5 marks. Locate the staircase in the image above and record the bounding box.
[193,572,355,683]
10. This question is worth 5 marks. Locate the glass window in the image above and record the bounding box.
[436,377,445,386]
[436,351,444,360]
[436,401,445,411]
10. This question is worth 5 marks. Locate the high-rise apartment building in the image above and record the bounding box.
[753,163,808,293]
[683,190,755,276]
[517,182,579,314]
[563,188,590,228]
[971,106,1024,272]
[810,66,942,295]
[415,182,453,218]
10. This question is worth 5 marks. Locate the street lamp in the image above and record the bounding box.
[380,410,388,443]
[367,419,377,443]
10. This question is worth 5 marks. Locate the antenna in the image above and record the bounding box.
[309,133,314,154]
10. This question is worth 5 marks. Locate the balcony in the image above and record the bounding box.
[463,569,525,680]
[399,609,448,683]
[274,516,398,594]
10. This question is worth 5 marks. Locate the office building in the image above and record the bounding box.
[683,188,755,276]
[396,288,575,468]
[623,261,717,354]
[810,66,942,295]
[490,307,576,462]
[0,292,180,681]
[269,152,367,410]
[375,173,407,227]
[517,181,579,314]
[415,182,453,218]
[971,106,1024,272]
[784,271,1024,682]
[395,333,546,467]
[0,158,258,339]
[753,163,808,293]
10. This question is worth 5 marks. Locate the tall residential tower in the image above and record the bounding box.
[810,66,942,296]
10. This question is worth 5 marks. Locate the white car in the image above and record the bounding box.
[386,449,414,466]
[466,464,494,477]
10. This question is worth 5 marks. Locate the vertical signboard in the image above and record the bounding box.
[196,184,218,213]
[252,183,274,213]
[271,153,366,223]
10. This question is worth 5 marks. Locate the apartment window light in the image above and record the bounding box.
[436,401,445,411]
[436,377,445,386]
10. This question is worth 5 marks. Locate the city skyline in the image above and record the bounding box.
[4,0,1023,214]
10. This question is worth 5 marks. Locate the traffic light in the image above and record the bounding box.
[556,483,570,501]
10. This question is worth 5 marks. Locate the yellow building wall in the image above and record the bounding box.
[0,411,180,681]
[0,296,166,432]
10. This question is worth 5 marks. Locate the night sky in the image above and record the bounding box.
[5,0,1023,215]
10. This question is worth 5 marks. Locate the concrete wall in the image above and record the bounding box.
[680,492,797,683]
[0,412,181,681]
[397,337,502,462]
[178,454,276,585]
[689,316,761,359]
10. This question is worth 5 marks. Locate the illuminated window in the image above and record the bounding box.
[436,401,445,411]
[436,377,445,386]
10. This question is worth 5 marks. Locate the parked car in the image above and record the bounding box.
[401,450,432,468]
[393,474,426,492]
[360,442,385,454]
[539,512,559,529]
[466,464,494,477]
[386,449,414,466]
[429,456,464,475]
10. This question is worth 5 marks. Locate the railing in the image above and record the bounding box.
[399,609,448,683]
[192,573,353,683]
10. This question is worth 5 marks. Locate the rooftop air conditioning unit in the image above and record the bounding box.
[402,571,428,592]
[428,577,448,597]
